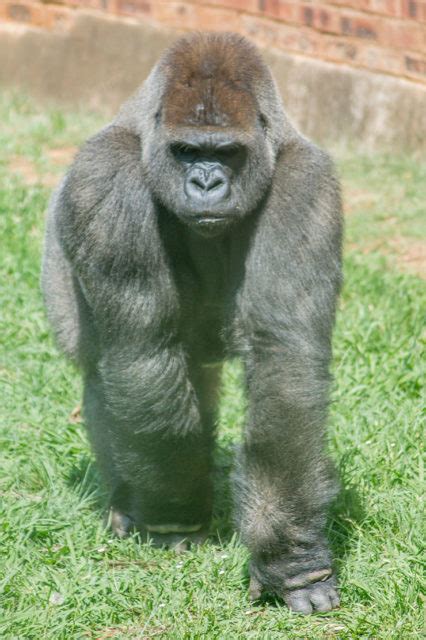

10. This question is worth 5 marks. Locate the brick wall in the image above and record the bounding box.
[0,0,425,84]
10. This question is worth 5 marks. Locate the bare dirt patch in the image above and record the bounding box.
[388,237,426,279]
[344,187,378,214]
[9,156,46,186]
[46,146,77,165]
[345,186,425,279]
[84,625,169,639]
[349,236,426,279]
[9,146,77,188]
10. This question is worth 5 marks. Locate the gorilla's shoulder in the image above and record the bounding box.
[62,124,143,213]
[281,135,336,177]
[73,124,141,177]
[275,136,339,203]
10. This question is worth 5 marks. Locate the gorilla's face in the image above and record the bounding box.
[146,123,274,237]
[140,32,280,237]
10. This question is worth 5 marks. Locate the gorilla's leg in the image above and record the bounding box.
[83,347,216,548]
[235,350,339,614]
[192,362,222,435]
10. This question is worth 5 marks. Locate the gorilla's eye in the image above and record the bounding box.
[170,141,245,167]
[170,143,199,163]
[215,144,242,161]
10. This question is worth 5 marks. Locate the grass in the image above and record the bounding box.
[0,92,424,639]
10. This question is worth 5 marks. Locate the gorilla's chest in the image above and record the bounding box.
[175,236,234,362]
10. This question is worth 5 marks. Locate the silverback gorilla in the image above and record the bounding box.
[42,33,343,614]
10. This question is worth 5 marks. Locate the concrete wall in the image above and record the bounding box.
[0,6,425,150]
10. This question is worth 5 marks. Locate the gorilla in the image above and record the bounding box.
[42,32,343,614]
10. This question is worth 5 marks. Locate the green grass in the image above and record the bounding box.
[0,92,424,639]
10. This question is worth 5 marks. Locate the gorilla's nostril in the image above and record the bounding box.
[190,175,206,191]
[206,176,224,192]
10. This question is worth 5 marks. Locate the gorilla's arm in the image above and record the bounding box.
[234,140,343,614]
[57,125,176,343]
[47,125,213,540]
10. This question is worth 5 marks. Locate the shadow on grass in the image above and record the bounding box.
[210,439,237,544]
[66,453,106,512]
[329,482,365,563]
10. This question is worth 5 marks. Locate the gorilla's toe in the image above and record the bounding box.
[283,578,340,615]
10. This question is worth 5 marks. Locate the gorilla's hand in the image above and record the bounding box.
[249,559,339,614]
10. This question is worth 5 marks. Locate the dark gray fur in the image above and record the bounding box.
[42,33,343,614]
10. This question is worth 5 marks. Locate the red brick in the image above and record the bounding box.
[405,53,426,75]
[401,0,426,21]
[49,6,75,29]
[115,0,151,17]
[41,0,112,9]
[365,0,401,16]
[2,0,75,30]
[204,0,260,12]
[43,4,75,29]
[6,2,32,22]
[297,5,426,53]
[240,12,426,83]
[306,6,366,36]
[242,14,321,55]
[322,38,359,63]
[382,20,425,51]
[260,0,300,22]
[149,3,241,33]
[326,0,402,16]
[321,35,426,81]
[340,14,377,38]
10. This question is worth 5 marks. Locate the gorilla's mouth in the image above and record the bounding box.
[195,214,228,226]
[190,213,232,237]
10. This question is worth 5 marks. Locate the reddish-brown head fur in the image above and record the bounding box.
[161,32,267,130]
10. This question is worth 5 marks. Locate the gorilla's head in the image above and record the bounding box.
[136,32,288,237]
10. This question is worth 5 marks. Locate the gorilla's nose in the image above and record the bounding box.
[185,166,230,203]
[191,170,223,192]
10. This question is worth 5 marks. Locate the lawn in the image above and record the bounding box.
[0,92,424,639]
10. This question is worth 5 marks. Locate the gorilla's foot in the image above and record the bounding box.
[249,565,339,615]
[108,508,135,538]
[108,510,208,550]
[145,523,208,552]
